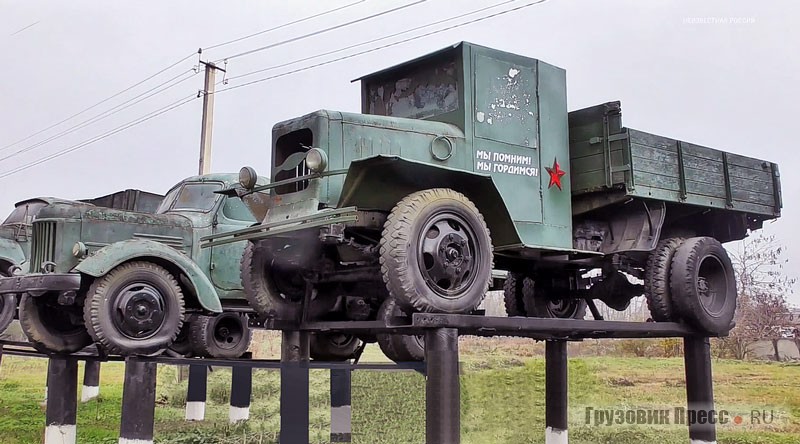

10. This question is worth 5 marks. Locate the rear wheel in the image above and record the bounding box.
[644,238,684,321]
[502,273,527,317]
[376,297,425,362]
[19,293,91,353]
[84,261,185,356]
[309,333,362,361]
[522,278,587,319]
[190,313,252,358]
[380,188,492,314]
[670,237,737,334]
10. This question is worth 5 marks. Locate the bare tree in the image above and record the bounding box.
[721,234,793,359]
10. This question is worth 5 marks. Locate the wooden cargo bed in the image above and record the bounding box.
[568,101,781,219]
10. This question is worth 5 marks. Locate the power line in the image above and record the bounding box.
[203,0,367,51]
[0,52,197,152]
[227,0,521,82]
[0,95,197,179]
[0,69,199,163]
[218,0,428,62]
[217,0,551,94]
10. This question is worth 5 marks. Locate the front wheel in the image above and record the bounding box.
[84,262,185,356]
[0,294,15,334]
[380,188,493,314]
[19,293,92,353]
[670,237,737,334]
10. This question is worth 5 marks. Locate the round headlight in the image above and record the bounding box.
[239,166,258,190]
[305,148,328,173]
[73,242,88,258]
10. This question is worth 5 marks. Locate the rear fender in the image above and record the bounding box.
[74,239,222,313]
[0,238,26,273]
[337,155,521,248]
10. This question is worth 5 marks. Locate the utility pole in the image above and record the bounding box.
[198,60,225,175]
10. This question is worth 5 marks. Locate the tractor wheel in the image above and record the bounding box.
[84,261,185,356]
[522,278,587,319]
[503,272,527,317]
[376,297,425,363]
[241,241,306,320]
[309,333,362,361]
[19,293,91,353]
[190,313,252,359]
[670,237,737,334]
[380,188,492,314]
[0,294,15,335]
[644,238,684,321]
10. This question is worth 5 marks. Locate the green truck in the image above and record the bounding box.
[202,42,780,361]
[0,190,163,335]
[0,174,267,357]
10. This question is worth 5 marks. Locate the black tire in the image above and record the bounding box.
[190,313,252,359]
[309,333,362,361]
[380,188,493,314]
[169,317,194,357]
[503,272,527,317]
[19,293,92,353]
[644,238,684,321]
[522,278,587,319]
[0,294,15,335]
[241,241,304,320]
[84,261,185,356]
[376,297,425,362]
[670,237,737,334]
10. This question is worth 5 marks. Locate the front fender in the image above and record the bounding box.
[74,239,222,313]
[337,155,521,248]
[0,238,27,272]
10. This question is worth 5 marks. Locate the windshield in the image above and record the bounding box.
[3,201,47,225]
[156,182,223,213]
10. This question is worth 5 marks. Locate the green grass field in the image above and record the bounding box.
[0,339,798,443]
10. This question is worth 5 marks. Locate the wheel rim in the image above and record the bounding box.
[547,299,577,318]
[267,259,306,302]
[112,283,167,340]
[417,212,480,298]
[697,255,729,317]
[213,316,245,350]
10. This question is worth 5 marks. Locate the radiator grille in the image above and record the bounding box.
[30,221,56,273]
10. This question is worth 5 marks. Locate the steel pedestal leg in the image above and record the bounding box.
[185,364,207,421]
[45,357,78,444]
[230,364,253,423]
[280,330,310,444]
[684,337,717,444]
[425,327,460,444]
[330,367,352,442]
[81,360,101,403]
[545,340,568,444]
[119,358,157,444]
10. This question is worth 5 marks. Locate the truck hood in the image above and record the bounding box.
[33,202,192,228]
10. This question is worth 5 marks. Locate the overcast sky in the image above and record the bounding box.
[2,0,798,305]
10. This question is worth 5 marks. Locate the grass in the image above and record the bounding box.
[0,338,798,443]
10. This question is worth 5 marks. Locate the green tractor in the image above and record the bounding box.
[205,42,780,362]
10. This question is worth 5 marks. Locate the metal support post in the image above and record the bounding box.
[119,358,157,444]
[44,357,78,444]
[684,337,717,444]
[81,360,101,403]
[280,330,310,444]
[229,364,253,423]
[545,340,569,444]
[425,328,460,444]
[185,365,207,421]
[330,368,352,442]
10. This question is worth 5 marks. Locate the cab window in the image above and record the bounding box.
[158,182,222,213]
[222,197,256,222]
[4,201,46,225]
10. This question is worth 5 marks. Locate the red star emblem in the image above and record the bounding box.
[545,158,566,190]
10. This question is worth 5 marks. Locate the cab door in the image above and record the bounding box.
[209,196,257,297]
